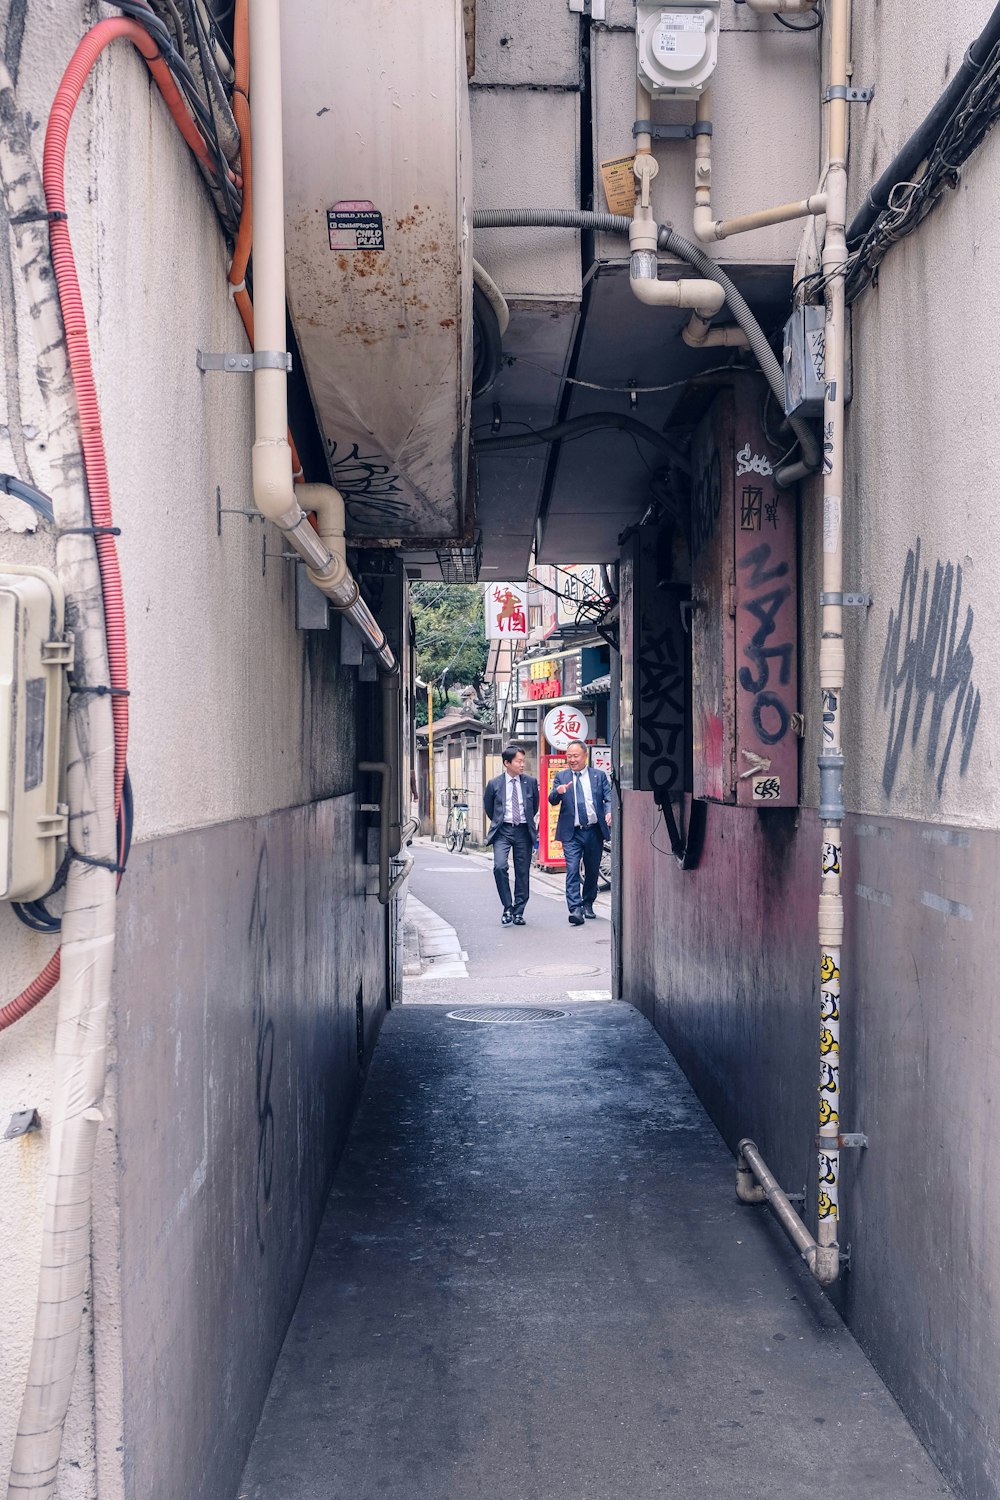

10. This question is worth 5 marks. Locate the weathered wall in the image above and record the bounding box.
[115,798,385,1500]
[0,3,390,1495]
[620,6,1000,1499]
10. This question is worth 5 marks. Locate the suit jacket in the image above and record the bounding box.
[483,772,539,844]
[548,765,612,846]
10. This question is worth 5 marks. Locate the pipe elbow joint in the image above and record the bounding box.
[252,439,298,530]
[297,482,347,560]
[693,206,720,243]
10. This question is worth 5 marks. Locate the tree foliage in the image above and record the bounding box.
[410,583,489,721]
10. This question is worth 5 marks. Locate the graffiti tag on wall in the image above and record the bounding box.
[878,540,982,798]
[249,845,275,1253]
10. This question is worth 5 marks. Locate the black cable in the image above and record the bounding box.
[476,412,691,471]
[773,10,821,31]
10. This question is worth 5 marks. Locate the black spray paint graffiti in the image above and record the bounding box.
[637,601,687,798]
[325,438,405,522]
[878,540,982,797]
[249,844,275,1253]
[737,542,793,747]
[690,448,722,559]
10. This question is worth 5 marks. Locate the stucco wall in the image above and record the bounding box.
[0,4,389,1493]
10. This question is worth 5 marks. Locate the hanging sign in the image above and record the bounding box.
[542,704,591,749]
[485,582,528,638]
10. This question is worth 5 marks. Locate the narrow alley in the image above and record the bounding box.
[238,845,950,1500]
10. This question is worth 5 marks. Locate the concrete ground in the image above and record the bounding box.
[238,845,951,1500]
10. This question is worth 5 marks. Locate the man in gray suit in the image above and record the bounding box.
[483,745,539,926]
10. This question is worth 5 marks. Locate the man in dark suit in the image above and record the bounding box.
[483,745,540,926]
[549,739,612,926]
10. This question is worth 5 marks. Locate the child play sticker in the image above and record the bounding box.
[327,200,385,251]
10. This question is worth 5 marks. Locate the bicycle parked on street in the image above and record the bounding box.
[443,787,470,853]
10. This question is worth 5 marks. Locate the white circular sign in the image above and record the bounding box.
[543,705,589,750]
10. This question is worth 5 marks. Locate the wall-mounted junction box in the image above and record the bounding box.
[636,3,720,99]
[0,566,70,901]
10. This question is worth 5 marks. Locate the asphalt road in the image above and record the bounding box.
[405,840,612,1005]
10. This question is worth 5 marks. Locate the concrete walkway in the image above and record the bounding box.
[239,1000,950,1499]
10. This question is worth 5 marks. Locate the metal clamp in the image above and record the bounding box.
[816,1132,868,1150]
[197,349,292,373]
[821,591,873,607]
[633,119,713,141]
[5,1108,41,1141]
[824,85,874,104]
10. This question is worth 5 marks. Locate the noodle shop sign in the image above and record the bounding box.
[543,705,590,750]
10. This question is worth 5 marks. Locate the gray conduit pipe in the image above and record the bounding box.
[737,1141,819,1271]
[470,209,820,480]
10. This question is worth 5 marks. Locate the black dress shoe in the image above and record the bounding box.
[501,908,513,926]
[512,913,526,926]
[568,908,585,926]
[582,903,596,920]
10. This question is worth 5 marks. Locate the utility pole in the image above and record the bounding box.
[427,681,435,840]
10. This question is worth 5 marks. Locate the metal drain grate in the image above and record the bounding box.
[447,1007,566,1025]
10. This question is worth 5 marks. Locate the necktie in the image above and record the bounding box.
[511,777,521,825]
[575,772,586,827]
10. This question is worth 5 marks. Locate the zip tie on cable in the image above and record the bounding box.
[8,208,68,224]
[60,524,122,536]
[69,847,126,876]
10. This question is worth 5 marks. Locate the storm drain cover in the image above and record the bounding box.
[519,963,603,978]
[448,1007,566,1024]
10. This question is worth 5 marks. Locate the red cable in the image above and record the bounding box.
[2,21,223,1033]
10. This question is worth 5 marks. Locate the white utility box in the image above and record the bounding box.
[0,566,70,901]
[636,3,721,98]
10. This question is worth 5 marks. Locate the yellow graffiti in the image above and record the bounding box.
[818,1154,836,1185]
[820,953,840,986]
[822,843,841,876]
[818,1097,839,1128]
[819,1062,839,1095]
[820,1027,839,1056]
[821,992,840,1022]
[818,1191,838,1220]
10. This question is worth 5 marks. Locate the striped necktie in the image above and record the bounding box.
[511,777,521,824]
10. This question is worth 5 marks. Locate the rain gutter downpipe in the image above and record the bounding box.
[248,0,395,675]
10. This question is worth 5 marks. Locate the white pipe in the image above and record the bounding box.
[249,0,396,675]
[814,0,851,1292]
[629,207,724,315]
[693,91,826,244]
[682,315,750,349]
[0,65,118,1499]
[633,78,658,208]
[472,259,509,337]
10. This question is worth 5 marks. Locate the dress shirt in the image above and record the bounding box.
[573,769,597,826]
[504,773,524,824]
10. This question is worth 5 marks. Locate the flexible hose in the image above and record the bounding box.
[471,208,821,472]
[0,953,61,1032]
[657,225,821,471]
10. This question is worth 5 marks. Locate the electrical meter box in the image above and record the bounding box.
[783,304,826,420]
[0,566,70,901]
[636,3,721,99]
